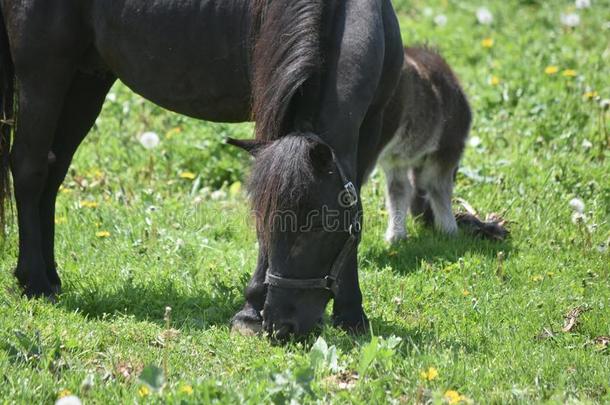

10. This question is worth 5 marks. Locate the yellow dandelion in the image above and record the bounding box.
[547,272,555,277]
[419,367,439,381]
[562,69,577,78]
[138,385,151,397]
[59,186,72,194]
[229,181,242,197]
[545,65,559,75]
[96,231,111,238]
[444,390,467,404]
[86,169,104,180]
[57,389,72,399]
[55,216,67,225]
[490,76,501,86]
[531,275,544,282]
[481,38,494,48]
[179,171,197,180]
[583,91,598,100]
[179,385,194,395]
[462,289,470,297]
[166,127,183,139]
[80,200,99,209]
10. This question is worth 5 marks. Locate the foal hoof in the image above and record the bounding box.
[385,229,408,244]
[231,307,263,336]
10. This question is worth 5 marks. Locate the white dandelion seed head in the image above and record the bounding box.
[434,14,448,26]
[561,13,581,27]
[55,396,82,405]
[423,7,433,17]
[571,212,586,224]
[139,131,160,150]
[106,93,117,102]
[476,7,494,25]
[581,139,593,150]
[211,190,227,201]
[600,99,610,111]
[575,0,591,9]
[469,136,483,148]
[569,198,585,214]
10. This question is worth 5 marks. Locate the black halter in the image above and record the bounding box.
[264,141,361,297]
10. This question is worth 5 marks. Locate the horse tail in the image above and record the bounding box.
[0,5,15,232]
[251,0,325,140]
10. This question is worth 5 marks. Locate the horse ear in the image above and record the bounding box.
[226,138,268,156]
[309,140,333,171]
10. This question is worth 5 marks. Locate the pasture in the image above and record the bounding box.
[1,0,609,403]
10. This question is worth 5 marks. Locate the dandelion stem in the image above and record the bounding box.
[496,251,505,280]
[163,306,172,379]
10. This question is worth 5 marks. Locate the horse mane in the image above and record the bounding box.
[248,134,317,245]
[251,0,324,141]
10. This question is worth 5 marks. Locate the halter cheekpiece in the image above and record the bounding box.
[264,135,361,297]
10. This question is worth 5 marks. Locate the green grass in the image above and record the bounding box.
[1,0,609,403]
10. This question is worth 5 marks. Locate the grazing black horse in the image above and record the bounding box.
[0,0,403,338]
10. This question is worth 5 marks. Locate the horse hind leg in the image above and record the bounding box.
[11,67,75,297]
[39,71,115,292]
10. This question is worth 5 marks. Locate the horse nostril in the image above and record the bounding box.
[274,320,298,340]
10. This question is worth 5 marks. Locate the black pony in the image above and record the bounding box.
[0,0,403,338]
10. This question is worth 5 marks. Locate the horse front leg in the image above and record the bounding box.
[330,112,387,333]
[331,251,369,333]
[231,246,268,335]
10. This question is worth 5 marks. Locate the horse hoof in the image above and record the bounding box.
[50,284,62,296]
[16,276,57,301]
[23,285,57,302]
[332,311,369,335]
[231,307,263,336]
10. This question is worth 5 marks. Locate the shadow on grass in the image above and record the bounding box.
[316,315,486,357]
[58,277,245,331]
[56,228,512,338]
[361,227,513,276]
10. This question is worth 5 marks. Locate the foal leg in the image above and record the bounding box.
[11,70,73,297]
[409,187,435,227]
[380,163,413,243]
[231,247,268,335]
[39,72,115,291]
[417,159,458,235]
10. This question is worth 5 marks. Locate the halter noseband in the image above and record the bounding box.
[264,138,361,297]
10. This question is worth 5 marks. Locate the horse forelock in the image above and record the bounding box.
[248,135,316,246]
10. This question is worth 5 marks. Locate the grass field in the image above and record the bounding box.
[1,0,609,403]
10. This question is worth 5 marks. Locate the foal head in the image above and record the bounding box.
[231,133,359,338]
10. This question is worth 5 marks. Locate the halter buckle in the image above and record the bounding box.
[324,275,337,289]
[343,182,358,207]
